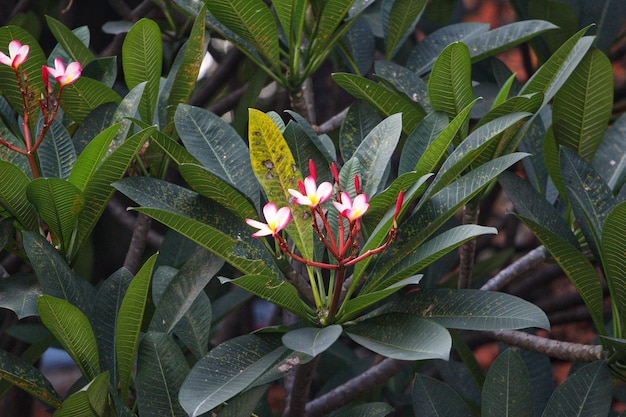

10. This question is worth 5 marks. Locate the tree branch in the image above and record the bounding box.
[284,355,321,417]
[123,212,152,275]
[480,245,547,291]
[458,202,479,289]
[317,107,348,134]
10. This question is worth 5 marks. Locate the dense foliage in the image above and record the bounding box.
[0,0,625,416]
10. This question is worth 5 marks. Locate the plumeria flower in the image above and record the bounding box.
[43,58,82,87]
[0,40,29,70]
[246,202,292,237]
[289,176,333,208]
[333,192,369,222]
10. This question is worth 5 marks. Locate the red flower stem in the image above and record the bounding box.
[326,265,346,322]
[0,137,27,154]
[278,237,339,270]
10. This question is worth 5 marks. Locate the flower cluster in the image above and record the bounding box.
[246,160,403,323]
[0,40,82,178]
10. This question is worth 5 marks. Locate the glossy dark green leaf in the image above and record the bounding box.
[38,295,99,380]
[375,61,431,112]
[205,0,279,70]
[541,361,611,417]
[0,119,29,171]
[113,176,277,277]
[307,0,357,69]
[602,202,626,320]
[398,111,448,176]
[381,289,549,330]
[412,373,473,417]
[340,17,375,75]
[23,232,89,314]
[560,147,616,262]
[122,18,162,122]
[0,161,37,230]
[69,123,121,191]
[339,101,382,162]
[383,0,426,60]
[520,27,593,104]
[116,254,157,402]
[71,102,117,155]
[428,42,474,125]
[0,273,41,319]
[407,22,489,75]
[136,332,189,417]
[574,0,626,52]
[76,126,154,255]
[283,120,333,185]
[219,274,314,320]
[26,178,83,254]
[216,384,268,417]
[45,16,95,67]
[282,325,342,356]
[346,313,451,360]
[176,104,259,206]
[351,113,402,196]
[592,113,626,192]
[92,267,132,390]
[60,77,121,124]
[273,0,307,46]
[483,349,533,417]
[333,72,426,134]
[0,348,62,408]
[81,57,117,88]
[54,371,110,417]
[150,248,222,335]
[553,48,613,161]
[36,118,76,179]
[179,333,286,417]
[515,214,605,333]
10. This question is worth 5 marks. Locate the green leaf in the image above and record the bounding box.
[60,77,121,124]
[0,161,37,230]
[0,26,46,126]
[75,126,154,256]
[332,72,426,134]
[375,61,431,111]
[381,289,549,331]
[26,178,84,254]
[23,232,89,314]
[560,147,616,262]
[464,20,558,62]
[136,332,189,417]
[179,333,286,417]
[398,111,449,176]
[54,373,110,417]
[335,402,394,417]
[0,348,62,408]
[205,0,280,71]
[482,349,533,417]
[407,22,489,75]
[216,384,269,417]
[116,254,157,402]
[219,274,314,320]
[340,102,382,163]
[283,120,333,184]
[0,273,41,319]
[428,42,474,127]
[69,124,121,192]
[248,109,312,259]
[92,267,132,391]
[345,313,451,360]
[592,113,626,191]
[541,361,611,417]
[274,0,307,46]
[412,374,473,417]
[150,249,222,335]
[45,16,95,66]
[552,48,613,161]
[351,113,402,196]
[367,224,497,292]
[520,27,594,104]
[175,104,259,206]
[82,57,117,88]
[122,18,162,122]
[37,119,76,179]
[179,163,258,220]
[71,102,117,154]
[282,325,342,356]
[384,0,427,60]
[515,214,605,334]
[113,177,277,277]
[602,202,626,320]
[340,17,375,76]
[308,0,356,67]
[162,9,207,125]
[38,295,99,380]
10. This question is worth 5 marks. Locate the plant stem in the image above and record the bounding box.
[480,246,547,291]
[123,212,152,275]
[458,202,479,289]
[284,355,321,417]
[289,78,316,124]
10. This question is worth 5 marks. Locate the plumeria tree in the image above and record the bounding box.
[0,1,624,416]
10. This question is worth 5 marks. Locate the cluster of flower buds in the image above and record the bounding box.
[246,160,403,270]
[0,40,82,178]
